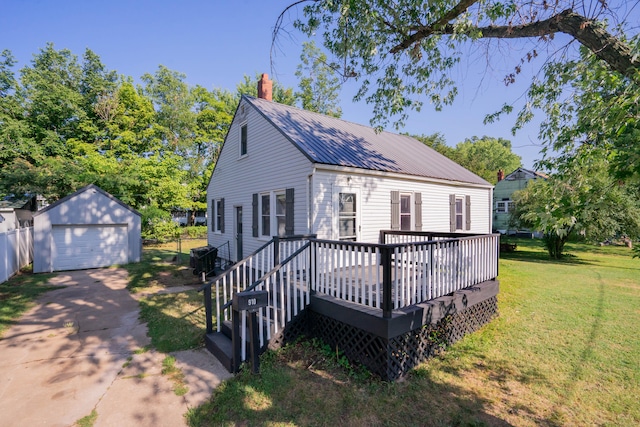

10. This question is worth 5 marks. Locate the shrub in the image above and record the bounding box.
[140,206,180,242]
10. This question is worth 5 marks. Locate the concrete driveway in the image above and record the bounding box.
[0,268,231,427]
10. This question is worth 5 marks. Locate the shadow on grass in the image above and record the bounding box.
[186,339,518,427]
[123,244,201,293]
[499,238,594,266]
[138,290,207,353]
[0,268,60,338]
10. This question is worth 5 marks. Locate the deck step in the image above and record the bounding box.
[205,332,233,373]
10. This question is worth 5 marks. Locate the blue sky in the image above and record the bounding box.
[2,0,550,169]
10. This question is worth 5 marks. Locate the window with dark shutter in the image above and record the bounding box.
[449,194,456,232]
[219,198,225,233]
[252,193,258,237]
[214,199,216,231]
[285,188,295,236]
[414,192,422,231]
[465,195,471,231]
[390,191,400,230]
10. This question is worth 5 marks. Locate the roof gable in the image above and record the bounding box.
[244,96,490,186]
[34,184,140,217]
[504,167,548,181]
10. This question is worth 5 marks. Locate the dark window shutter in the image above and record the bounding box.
[214,199,217,231]
[390,191,400,230]
[220,198,225,233]
[449,194,456,232]
[414,192,422,231]
[285,188,295,236]
[252,193,258,237]
[465,195,471,231]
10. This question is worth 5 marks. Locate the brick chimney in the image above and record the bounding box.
[257,73,272,101]
[497,169,505,182]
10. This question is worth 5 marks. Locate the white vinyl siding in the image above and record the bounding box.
[207,99,313,260]
[311,170,491,243]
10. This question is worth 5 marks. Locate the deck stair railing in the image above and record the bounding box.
[201,235,315,369]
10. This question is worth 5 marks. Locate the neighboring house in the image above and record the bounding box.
[172,209,207,226]
[33,184,141,273]
[0,196,38,233]
[206,75,493,262]
[493,167,548,234]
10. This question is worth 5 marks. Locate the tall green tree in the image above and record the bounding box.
[287,1,640,169]
[411,132,455,158]
[451,136,522,184]
[295,41,342,117]
[0,49,29,184]
[512,156,640,259]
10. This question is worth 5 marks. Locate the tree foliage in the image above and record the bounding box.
[450,136,521,184]
[0,44,303,232]
[413,133,521,183]
[288,1,639,169]
[512,156,640,259]
[295,41,342,117]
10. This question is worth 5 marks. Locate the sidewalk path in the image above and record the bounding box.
[0,268,231,427]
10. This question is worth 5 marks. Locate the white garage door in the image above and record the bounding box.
[52,225,128,271]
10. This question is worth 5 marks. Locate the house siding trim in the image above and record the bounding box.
[314,164,493,190]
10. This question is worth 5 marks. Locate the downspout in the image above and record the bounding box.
[307,167,315,234]
[489,186,494,233]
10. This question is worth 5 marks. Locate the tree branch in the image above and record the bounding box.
[389,0,479,54]
[395,7,640,80]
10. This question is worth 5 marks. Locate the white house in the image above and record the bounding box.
[33,184,141,273]
[206,75,493,263]
[0,196,37,233]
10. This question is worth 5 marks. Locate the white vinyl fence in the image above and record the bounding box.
[0,227,34,284]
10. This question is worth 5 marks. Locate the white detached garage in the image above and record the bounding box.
[33,185,141,273]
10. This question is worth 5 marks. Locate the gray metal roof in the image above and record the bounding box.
[245,96,490,186]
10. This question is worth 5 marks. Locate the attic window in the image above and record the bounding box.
[240,124,248,156]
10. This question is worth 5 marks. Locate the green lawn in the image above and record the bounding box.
[0,267,58,338]
[187,239,640,426]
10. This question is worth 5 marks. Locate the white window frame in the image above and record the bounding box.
[239,122,248,158]
[275,192,286,237]
[258,189,286,239]
[495,200,515,214]
[399,192,413,231]
[455,196,465,231]
[260,192,270,237]
[333,186,360,241]
[215,199,223,233]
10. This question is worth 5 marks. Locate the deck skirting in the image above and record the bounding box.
[270,279,499,381]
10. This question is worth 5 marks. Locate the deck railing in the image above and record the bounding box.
[201,232,498,361]
[232,242,312,361]
[201,235,316,336]
[312,233,499,317]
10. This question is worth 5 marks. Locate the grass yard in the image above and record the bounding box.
[123,238,207,293]
[124,238,209,352]
[187,239,640,427]
[0,267,58,338]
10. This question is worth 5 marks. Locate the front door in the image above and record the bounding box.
[235,206,243,261]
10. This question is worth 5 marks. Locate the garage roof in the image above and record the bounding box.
[34,184,140,217]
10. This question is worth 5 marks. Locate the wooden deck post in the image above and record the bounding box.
[380,245,393,318]
[204,285,213,334]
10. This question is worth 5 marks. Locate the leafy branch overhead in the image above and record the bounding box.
[287,0,639,176]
